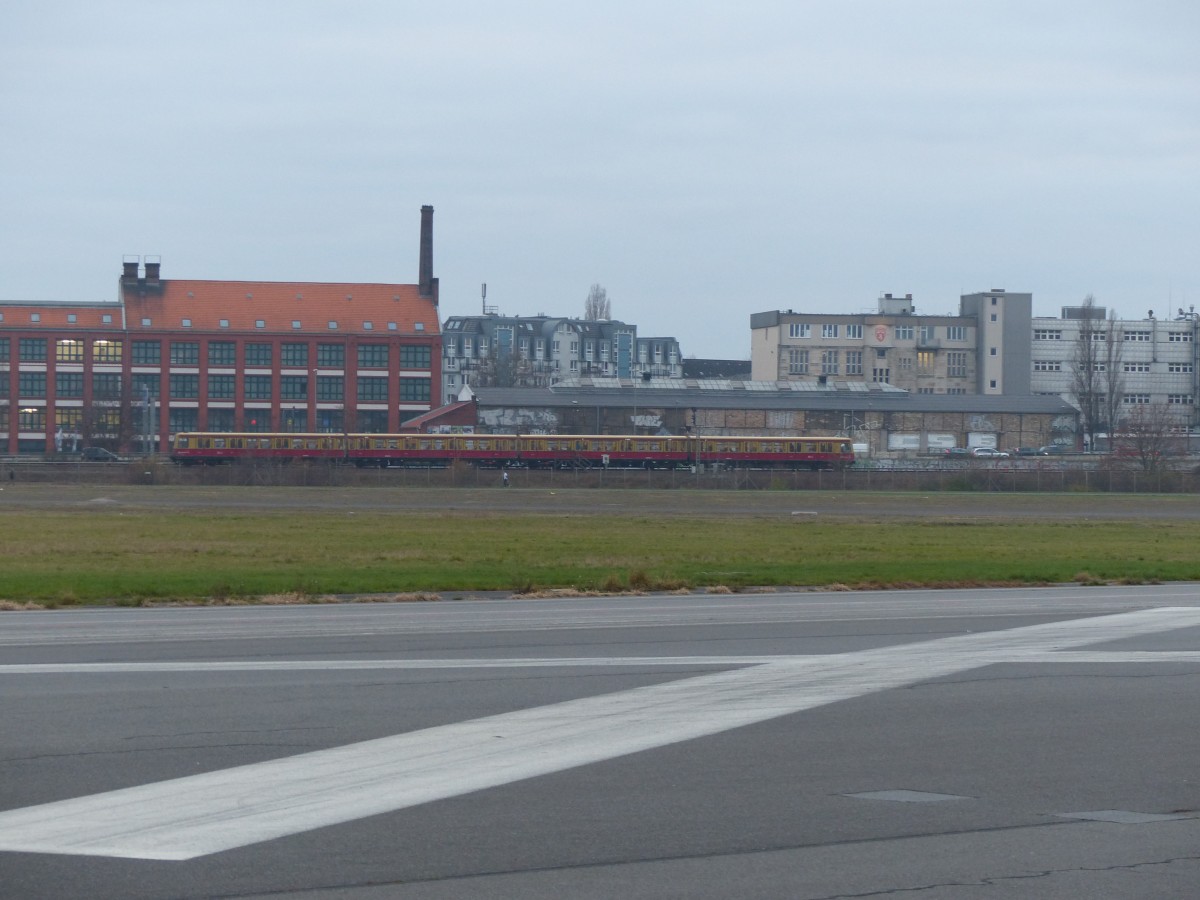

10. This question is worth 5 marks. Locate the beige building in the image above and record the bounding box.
[751,291,1032,396]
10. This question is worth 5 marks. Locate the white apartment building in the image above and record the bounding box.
[1029,305,1199,429]
[751,290,1032,395]
[442,314,682,400]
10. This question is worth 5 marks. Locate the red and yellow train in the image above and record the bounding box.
[171,432,855,470]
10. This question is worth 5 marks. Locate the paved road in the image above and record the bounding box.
[2,482,1199,520]
[3,586,1200,898]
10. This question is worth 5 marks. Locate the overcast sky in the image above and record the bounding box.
[3,1,1197,358]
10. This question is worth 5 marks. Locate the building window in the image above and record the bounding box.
[895,325,913,340]
[18,372,46,397]
[93,339,123,363]
[400,378,431,402]
[317,343,345,367]
[0,339,8,362]
[207,374,235,399]
[219,319,229,329]
[92,372,121,399]
[292,321,302,330]
[399,345,431,369]
[357,344,389,368]
[132,340,161,365]
[845,350,863,375]
[18,407,46,431]
[1167,394,1193,405]
[916,350,935,374]
[898,357,913,371]
[243,374,272,400]
[947,351,968,377]
[280,375,308,400]
[989,347,997,356]
[30,313,40,323]
[820,350,839,375]
[255,320,266,329]
[168,408,198,433]
[872,367,890,383]
[846,324,863,339]
[207,341,236,366]
[1033,360,1061,371]
[56,407,82,432]
[328,321,339,330]
[788,323,810,339]
[947,326,966,341]
[56,372,84,398]
[1168,362,1193,373]
[169,374,199,399]
[243,411,269,431]
[316,375,344,401]
[207,408,236,431]
[1168,331,1192,342]
[19,338,47,362]
[1123,331,1151,342]
[787,348,808,375]
[281,342,309,367]
[821,324,839,339]
[1123,393,1151,404]
[1090,331,1107,342]
[1033,329,1062,341]
[357,376,388,401]
[919,326,936,342]
[1123,362,1151,373]
[132,373,160,399]
[56,339,84,363]
[170,341,200,365]
[245,343,272,367]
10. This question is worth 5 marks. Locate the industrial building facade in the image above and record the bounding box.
[750,290,1032,396]
[0,207,442,455]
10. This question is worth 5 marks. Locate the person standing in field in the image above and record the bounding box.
[502,470,509,487]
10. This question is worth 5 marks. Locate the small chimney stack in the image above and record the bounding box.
[122,256,140,284]
[144,256,161,285]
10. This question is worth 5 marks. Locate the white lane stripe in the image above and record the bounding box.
[6,649,1200,676]
[0,607,1196,861]
[0,657,797,674]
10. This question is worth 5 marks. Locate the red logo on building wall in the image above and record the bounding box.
[874,326,887,343]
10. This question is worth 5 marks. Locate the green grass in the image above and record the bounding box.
[2,506,1199,605]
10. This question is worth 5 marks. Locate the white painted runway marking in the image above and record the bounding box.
[0,607,1197,861]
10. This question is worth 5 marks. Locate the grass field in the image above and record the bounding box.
[1,486,1198,606]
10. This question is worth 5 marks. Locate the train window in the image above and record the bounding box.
[290,439,303,449]
[464,440,475,450]
[434,441,444,451]
[213,439,226,449]
[819,443,832,453]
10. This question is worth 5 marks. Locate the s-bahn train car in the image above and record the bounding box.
[170,432,855,470]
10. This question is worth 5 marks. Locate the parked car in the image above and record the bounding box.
[1038,445,1069,455]
[940,447,971,458]
[80,447,126,462]
[971,447,1009,458]
[1010,447,1044,457]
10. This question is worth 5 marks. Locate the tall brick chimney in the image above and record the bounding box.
[418,205,435,300]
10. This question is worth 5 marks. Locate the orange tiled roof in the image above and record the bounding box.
[120,279,439,337]
[0,302,124,330]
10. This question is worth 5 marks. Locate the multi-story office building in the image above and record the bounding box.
[442,313,682,399]
[1029,305,1199,429]
[0,207,442,455]
[751,290,1031,395]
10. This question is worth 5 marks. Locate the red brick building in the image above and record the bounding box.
[0,207,442,456]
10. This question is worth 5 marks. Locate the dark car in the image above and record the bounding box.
[81,447,125,462]
[940,447,971,458]
[1038,445,1069,456]
[1011,447,1044,457]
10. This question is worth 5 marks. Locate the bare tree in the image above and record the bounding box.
[1070,295,1123,451]
[474,341,520,388]
[584,283,611,321]
[1114,400,1184,472]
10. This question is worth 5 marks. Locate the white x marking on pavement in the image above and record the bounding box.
[0,606,1198,860]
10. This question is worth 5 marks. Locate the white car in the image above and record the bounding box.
[970,447,1009,458]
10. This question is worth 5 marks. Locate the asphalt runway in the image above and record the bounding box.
[1,482,1198,520]
[3,585,1200,898]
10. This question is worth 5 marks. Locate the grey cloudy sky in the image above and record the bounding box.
[3,1,1197,358]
